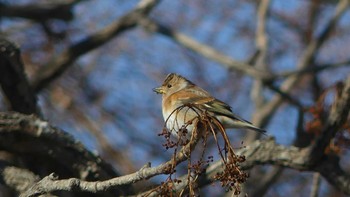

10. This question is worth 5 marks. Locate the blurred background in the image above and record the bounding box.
[1,0,350,196]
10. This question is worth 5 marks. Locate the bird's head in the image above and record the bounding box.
[153,73,194,96]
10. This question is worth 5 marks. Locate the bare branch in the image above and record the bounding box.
[32,0,161,92]
[241,139,350,195]
[310,173,321,197]
[251,0,270,109]
[1,166,39,193]
[0,37,39,115]
[20,164,152,197]
[0,112,130,195]
[136,138,350,196]
[0,0,79,21]
[265,83,303,108]
[139,18,273,80]
[20,126,200,197]
[275,59,350,78]
[310,76,350,162]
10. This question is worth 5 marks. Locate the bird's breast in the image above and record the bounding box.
[161,98,201,139]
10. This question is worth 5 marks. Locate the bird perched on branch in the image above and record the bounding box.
[153,73,266,139]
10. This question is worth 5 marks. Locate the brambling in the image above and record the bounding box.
[153,73,266,139]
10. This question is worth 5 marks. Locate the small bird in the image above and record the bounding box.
[153,73,266,139]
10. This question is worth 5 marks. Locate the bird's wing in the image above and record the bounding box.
[175,88,266,133]
[200,98,267,133]
[203,99,253,123]
[175,88,245,122]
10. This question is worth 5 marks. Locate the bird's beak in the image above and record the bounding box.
[153,86,165,94]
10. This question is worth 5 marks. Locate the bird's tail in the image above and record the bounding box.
[242,123,267,134]
[218,115,267,134]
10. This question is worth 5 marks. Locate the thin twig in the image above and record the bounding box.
[310,173,321,197]
[275,60,350,79]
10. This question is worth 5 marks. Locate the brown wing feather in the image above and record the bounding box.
[176,88,251,123]
[172,88,266,133]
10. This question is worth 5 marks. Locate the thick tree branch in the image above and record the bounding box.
[310,76,350,162]
[0,37,39,115]
[128,138,350,196]
[23,138,305,197]
[0,112,130,196]
[0,0,80,21]
[12,114,350,196]
[1,166,39,194]
[20,124,200,197]
[32,0,160,92]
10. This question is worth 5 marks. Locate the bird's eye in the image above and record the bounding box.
[167,84,172,88]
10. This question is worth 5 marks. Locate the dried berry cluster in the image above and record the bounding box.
[214,154,248,194]
[156,105,248,196]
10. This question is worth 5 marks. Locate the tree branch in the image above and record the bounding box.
[276,59,350,79]
[32,0,161,92]
[139,18,273,80]
[0,166,58,196]
[132,138,350,196]
[0,112,130,196]
[251,0,349,134]
[20,123,200,197]
[310,173,321,197]
[251,0,270,109]
[0,0,80,21]
[310,76,350,162]
[0,37,39,115]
